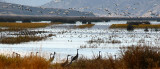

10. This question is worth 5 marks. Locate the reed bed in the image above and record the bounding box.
[110,24,160,28]
[0,22,52,28]
[0,54,51,69]
[75,24,95,29]
[0,34,54,44]
[1,45,160,69]
[59,45,160,69]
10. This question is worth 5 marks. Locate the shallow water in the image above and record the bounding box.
[0,21,160,62]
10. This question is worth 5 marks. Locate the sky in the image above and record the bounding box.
[3,0,52,6]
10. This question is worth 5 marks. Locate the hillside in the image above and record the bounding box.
[0,2,95,17]
[42,0,160,17]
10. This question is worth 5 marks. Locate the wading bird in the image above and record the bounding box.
[69,49,79,64]
[12,52,15,58]
[96,51,102,60]
[61,55,71,67]
[49,52,56,62]
[36,52,39,56]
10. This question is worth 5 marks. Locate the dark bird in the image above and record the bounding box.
[49,52,56,62]
[69,49,79,64]
[15,53,21,58]
[30,52,33,57]
[61,55,71,67]
[96,51,102,60]
[36,52,39,56]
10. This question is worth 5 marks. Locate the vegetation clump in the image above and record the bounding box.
[0,22,52,28]
[110,24,160,28]
[0,34,53,44]
[0,54,50,69]
[127,24,134,31]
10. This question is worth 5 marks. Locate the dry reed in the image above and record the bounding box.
[0,22,52,28]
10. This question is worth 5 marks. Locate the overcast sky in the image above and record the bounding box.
[4,0,52,6]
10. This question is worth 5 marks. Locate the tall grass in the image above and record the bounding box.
[61,46,160,69]
[120,46,160,69]
[0,54,51,69]
[0,22,52,28]
[0,34,54,44]
[1,46,160,69]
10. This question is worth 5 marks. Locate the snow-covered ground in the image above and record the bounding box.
[0,21,160,62]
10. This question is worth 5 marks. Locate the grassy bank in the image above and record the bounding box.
[1,45,160,69]
[0,22,52,28]
[110,24,160,28]
[0,53,50,69]
[0,34,55,44]
[62,46,160,69]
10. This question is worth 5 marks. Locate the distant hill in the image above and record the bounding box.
[42,0,160,17]
[0,2,95,17]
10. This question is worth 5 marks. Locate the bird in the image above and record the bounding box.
[49,53,53,59]
[114,55,116,60]
[30,52,33,56]
[69,49,79,64]
[36,52,39,56]
[15,53,21,58]
[12,52,15,58]
[61,55,71,67]
[96,51,102,60]
[49,52,56,62]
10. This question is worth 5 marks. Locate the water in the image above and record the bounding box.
[0,21,160,62]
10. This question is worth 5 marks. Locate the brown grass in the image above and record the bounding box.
[1,45,160,69]
[0,54,51,69]
[110,24,160,28]
[51,22,63,24]
[75,24,95,29]
[0,22,52,28]
[58,46,160,69]
[0,35,49,44]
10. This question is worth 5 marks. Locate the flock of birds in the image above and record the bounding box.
[0,1,160,17]
[12,49,103,67]
[48,0,160,17]
[0,3,91,16]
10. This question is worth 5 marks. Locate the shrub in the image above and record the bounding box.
[127,24,134,31]
[120,46,160,69]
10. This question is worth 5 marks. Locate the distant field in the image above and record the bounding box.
[110,24,160,28]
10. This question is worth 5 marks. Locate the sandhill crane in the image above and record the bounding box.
[69,49,79,64]
[12,52,15,58]
[49,52,56,62]
[15,53,20,58]
[61,55,71,67]
[36,52,38,56]
[96,51,102,60]
[114,55,116,60]
[30,52,33,57]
